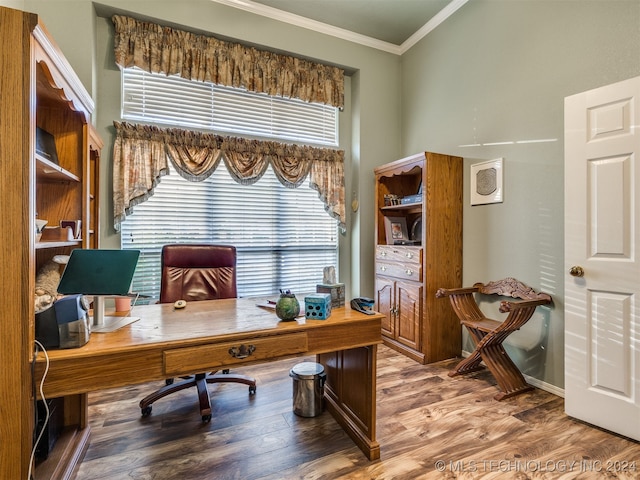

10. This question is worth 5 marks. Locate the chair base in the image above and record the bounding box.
[493,384,534,401]
[449,347,534,401]
[139,371,256,422]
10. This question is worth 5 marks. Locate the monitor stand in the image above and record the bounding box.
[91,296,140,333]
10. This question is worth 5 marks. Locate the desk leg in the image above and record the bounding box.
[318,344,380,460]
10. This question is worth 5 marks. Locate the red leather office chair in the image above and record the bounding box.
[139,244,256,422]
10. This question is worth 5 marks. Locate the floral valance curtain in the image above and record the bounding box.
[112,15,345,109]
[113,122,346,232]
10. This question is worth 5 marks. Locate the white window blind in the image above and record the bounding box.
[121,164,338,300]
[122,68,338,146]
[119,67,340,301]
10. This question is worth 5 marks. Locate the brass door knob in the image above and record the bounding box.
[569,266,584,277]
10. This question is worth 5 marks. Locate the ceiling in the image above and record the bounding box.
[211,0,468,54]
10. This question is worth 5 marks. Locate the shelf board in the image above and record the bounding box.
[35,425,91,480]
[381,202,421,212]
[36,154,80,183]
[36,240,82,249]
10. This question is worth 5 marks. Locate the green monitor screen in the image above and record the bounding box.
[57,249,140,296]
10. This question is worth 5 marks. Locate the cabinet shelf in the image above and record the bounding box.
[381,203,421,213]
[2,8,102,478]
[374,152,463,364]
[36,240,82,249]
[36,154,80,182]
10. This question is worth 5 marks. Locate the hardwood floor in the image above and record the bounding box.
[73,346,640,479]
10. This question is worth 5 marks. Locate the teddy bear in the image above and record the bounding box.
[35,255,69,312]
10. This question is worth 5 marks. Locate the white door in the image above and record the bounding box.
[565,75,640,440]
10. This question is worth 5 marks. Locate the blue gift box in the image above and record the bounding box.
[304,293,332,320]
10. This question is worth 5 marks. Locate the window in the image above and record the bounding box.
[122,67,338,146]
[120,69,339,300]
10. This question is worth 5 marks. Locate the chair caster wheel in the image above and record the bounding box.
[165,378,174,385]
[222,369,230,374]
[141,406,152,417]
[202,414,212,423]
[249,385,256,395]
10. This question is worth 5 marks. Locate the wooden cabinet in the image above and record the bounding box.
[0,7,100,479]
[374,152,463,364]
[34,27,99,255]
[87,125,103,249]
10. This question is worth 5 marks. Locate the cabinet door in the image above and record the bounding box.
[395,281,423,350]
[375,275,394,337]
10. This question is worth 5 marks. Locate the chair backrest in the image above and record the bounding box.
[159,244,237,304]
[474,277,552,304]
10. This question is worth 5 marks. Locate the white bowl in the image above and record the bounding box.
[35,219,48,233]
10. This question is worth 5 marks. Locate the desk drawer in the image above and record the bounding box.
[376,261,422,282]
[163,332,308,376]
[376,245,422,265]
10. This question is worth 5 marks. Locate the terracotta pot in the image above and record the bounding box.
[114,296,131,312]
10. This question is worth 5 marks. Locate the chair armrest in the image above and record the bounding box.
[499,298,551,313]
[435,286,479,298]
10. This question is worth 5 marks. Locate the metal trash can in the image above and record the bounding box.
[289,362,326,417]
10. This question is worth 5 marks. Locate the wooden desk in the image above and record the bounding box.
[35,299,382,478]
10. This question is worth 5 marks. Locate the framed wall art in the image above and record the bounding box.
[470,158,503,205]
[384,216,408,245]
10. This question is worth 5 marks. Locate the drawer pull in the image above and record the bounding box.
[405,269,414,276]
[228,344,256,359]
[380,265,387,271]
[380,251,387,257]
[405,252,413,259]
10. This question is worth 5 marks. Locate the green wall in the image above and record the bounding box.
[401,0,640,388]
[1,0,21,9]
[6,0,640,390]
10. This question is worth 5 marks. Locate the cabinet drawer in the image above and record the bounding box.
[163,332,308,376]
[376,261,423,282]
[376,245,422,265]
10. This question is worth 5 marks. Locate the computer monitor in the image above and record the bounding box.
[57,249,141,332]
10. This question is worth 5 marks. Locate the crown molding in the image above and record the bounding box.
[210,0,467,55]
[400,0,469,54]
[210,0,402,54]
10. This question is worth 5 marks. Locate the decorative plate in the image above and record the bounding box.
[411,218,422,243]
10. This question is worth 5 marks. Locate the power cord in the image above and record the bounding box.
[130,292,140,309]
[28,340,50,480]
